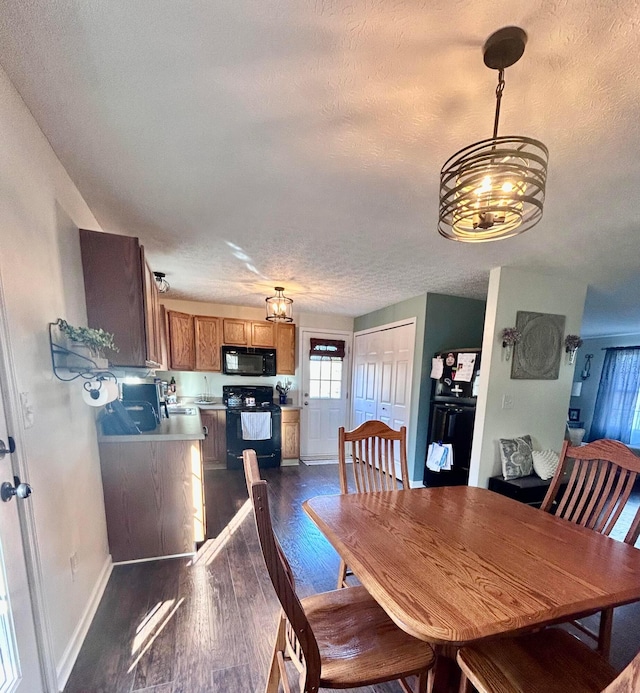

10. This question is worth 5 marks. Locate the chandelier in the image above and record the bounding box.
[265,287,293,323]
[153,272,170,293]
[438,27,549,242]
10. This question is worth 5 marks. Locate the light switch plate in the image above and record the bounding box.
[501,394,514,410]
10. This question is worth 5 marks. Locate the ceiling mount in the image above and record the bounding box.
[483,26,527,70]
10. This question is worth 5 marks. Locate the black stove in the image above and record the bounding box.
[223,386,282,469]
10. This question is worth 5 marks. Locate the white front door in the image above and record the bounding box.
[300,330,351,459]
[0,371,42,692]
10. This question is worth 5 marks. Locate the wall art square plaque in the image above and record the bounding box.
[511,311,566,380]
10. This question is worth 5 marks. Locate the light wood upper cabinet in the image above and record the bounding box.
[195,316,221,371]
[167,310,195,371]
[165,313,295,373]
[276,323,296,375]
[222,319,248,345]
[250,321,275,347]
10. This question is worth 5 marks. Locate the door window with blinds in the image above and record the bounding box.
[309,339,346,399]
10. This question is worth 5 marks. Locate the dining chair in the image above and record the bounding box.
[242,449,435,693]
[456,628,639,693]
[337,420,410,588]
[539,438,640,658]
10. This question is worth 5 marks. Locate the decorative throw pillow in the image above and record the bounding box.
[499,435,534,480]
[532,449,560,481]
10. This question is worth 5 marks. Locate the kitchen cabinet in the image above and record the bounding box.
[98,438,205,561]
[79,229,164,368]
[250,321,275,347]
[222,318,275,347]
[195,316,221,371]
[167,310,195,370]
[165,312,296,373]
[200,410,226,468]
[276,323,296,375]
[222,319,248,345]
[167,312,222,371]
[281,408,300,460]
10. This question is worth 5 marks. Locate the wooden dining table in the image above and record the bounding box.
[303,485,640,691]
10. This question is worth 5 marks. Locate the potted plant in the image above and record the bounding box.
[564,334,583,365]
[500,327,522,362]
[56,318,118,368]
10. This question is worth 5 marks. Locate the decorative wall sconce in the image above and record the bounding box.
[154,272,170,293]
[564,334,583,365]
[500,327,522,361]
[265,286,293,323]
[581,353,593,380]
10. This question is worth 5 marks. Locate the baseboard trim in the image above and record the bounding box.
[56,554,113,691]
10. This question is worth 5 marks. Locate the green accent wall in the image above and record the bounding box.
[354,293,485,483]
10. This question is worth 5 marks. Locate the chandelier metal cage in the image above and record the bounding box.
[438,26,549,242]
[265,286,293,323]
[153,271,170,293]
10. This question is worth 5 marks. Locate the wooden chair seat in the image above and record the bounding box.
[457,629,618,693]
[302,585,435,688]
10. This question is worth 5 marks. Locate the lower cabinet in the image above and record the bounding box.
[281,408,300,460]
[98,440,205,562]
[200,410,227,468]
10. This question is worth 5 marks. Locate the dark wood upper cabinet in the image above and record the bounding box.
[79,229,163,368]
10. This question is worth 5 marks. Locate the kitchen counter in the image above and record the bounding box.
[98,409,204,443]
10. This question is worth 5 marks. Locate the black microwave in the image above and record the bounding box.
[221,346,276,377]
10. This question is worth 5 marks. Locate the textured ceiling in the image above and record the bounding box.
[1,1,639,337]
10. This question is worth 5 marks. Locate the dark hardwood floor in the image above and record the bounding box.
[64,464,640,693]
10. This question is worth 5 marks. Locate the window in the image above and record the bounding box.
[308,338,345,400]
[591,347,640,444]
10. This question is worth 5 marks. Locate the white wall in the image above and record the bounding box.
[0,66,110,687]
[469,267,587,488]
[159,298,353,403]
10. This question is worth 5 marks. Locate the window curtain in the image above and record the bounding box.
[590,347,640,443]
[309,338,345,359]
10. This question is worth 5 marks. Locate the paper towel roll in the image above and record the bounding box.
[82,380,119,407]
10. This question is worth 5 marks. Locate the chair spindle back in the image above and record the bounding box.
[541,439,640,545]
[242,449,322,692]
[339,421,409,494]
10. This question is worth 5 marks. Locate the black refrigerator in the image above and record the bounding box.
[423,348,481,488]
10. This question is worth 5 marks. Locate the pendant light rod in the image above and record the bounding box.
[492,68,505,140]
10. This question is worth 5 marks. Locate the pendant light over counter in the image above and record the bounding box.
[438,27,549,242]
[265,286,293,323]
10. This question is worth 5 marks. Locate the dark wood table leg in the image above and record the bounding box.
[428,645,461,693]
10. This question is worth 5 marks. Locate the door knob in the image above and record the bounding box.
[1,476,32,503]
[0,437,16,460]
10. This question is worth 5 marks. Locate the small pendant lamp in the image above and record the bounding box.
[265,287,293,323]
[438,27,549,242]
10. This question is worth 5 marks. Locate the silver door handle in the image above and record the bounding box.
[1,476,32,502]
[0,437,16,460]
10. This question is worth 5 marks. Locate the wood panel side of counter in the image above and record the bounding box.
[99,440,205,562]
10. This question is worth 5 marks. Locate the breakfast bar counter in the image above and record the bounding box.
[97,411,206,562]
[98,409,205,443]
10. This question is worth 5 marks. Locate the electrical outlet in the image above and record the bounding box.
[501,394,514,410]
[70,552,78,581]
